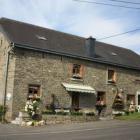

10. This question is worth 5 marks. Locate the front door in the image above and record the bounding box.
[96,91,106,104]
[72,93,79,110]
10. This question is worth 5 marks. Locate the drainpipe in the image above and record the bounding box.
[2,42,14,122]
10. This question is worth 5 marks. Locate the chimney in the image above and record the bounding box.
[85,36,96,57]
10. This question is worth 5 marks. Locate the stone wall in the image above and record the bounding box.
[1,29,140,121]
[0,31,16,120]
[0,32,8,104]
[10,47,140,119]
[42,114,97,124]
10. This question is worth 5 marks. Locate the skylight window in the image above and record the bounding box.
[36,35,47,41]
[111,52,117,56]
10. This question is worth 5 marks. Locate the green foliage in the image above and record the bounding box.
[42,110,55,115]
[0,105,7,121]
[124,110,130,115]
[135,108,138,112]
[115,112,140,120]
[86,112,95,116]
[56,111,69,116]
[115,113,123,117]
[71,111,83,116]
[25,99,42,120]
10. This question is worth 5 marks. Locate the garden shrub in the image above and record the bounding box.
[0,105,7,121]
[25,98,42,120]
[42,110,55,115]
[56,111,69,116]
[86,112,95,116]
[71,112,83,116]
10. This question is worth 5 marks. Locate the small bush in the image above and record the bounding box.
[56,111,68,116]
[86,112,95,116]
[42,110,55,115]
[135,108,138,112]
[115,113,123,117]
[71,112,83,116]
[0,105,7,121]
[125,111,129,116]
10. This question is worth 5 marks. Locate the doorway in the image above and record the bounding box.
[96,91,106,105]
[71,93,79,110]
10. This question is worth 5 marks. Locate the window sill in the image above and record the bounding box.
[107,82,116,85]
[70,78,84,82]
[28,95,41,99]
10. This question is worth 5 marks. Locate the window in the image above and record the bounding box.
[72,64,84,79]
[111,52,117,56]
[127,95,135,105]
[27,85,40,99]
[108,69,116,83]
[36,35,47,41]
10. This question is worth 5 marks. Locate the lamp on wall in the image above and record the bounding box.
[112,88,116,93]
[119,88,124,93]
[6,93,12,101]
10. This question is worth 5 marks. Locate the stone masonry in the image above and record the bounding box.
[10,47,140,120]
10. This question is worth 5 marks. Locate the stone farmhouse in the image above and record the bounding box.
[0,18,140,121]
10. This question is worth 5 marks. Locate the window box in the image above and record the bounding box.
[72,74,82,79]
[71,64,84,79]
[27,85,41,100]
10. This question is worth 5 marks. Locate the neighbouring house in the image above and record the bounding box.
[0,17,140,121]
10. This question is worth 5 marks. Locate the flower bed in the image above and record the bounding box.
[25,97,42,121]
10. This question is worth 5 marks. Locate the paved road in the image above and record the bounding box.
[0,120,140,140]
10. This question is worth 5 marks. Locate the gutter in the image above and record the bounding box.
[2,42,14,122]
[14,43,140,71]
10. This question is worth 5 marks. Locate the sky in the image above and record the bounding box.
[0,0,140,54]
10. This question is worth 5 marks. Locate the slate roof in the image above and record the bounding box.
[0,17,140,70]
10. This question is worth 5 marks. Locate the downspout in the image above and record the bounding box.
[2,42,14,122]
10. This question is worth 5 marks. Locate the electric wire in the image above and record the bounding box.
[97,28,140,40]
[108,0,140,5]
[73,0,140,10]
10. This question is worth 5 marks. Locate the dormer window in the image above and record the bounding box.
[111,52,117,56]
[72,64,84,79]
[36,35,47,41]
[108,69,116,83]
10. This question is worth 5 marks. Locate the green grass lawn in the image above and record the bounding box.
[115,112,140,121]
